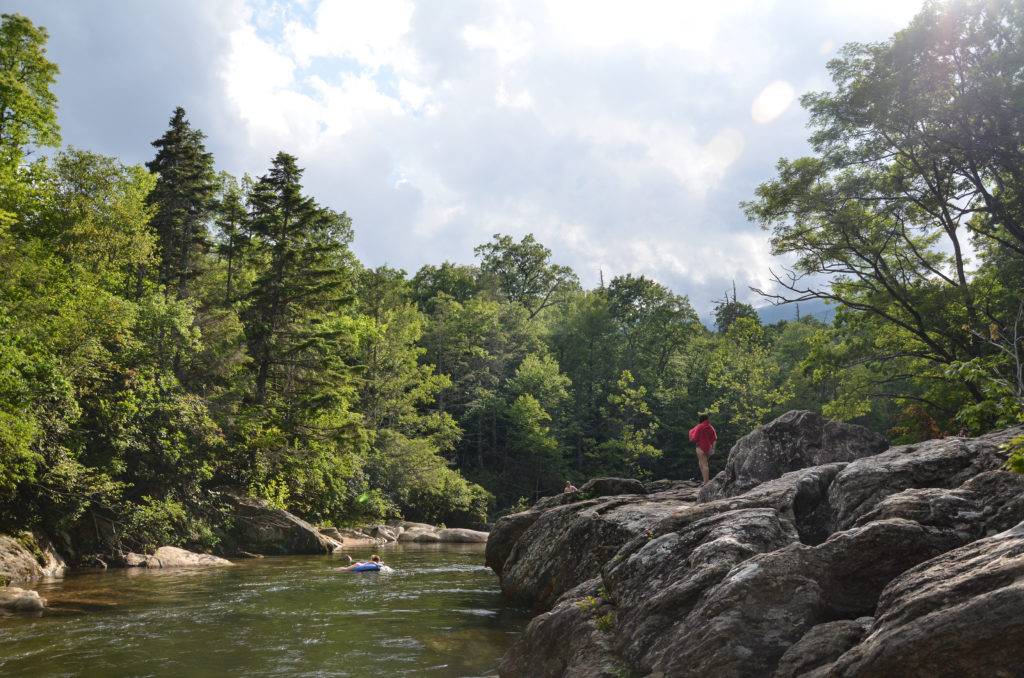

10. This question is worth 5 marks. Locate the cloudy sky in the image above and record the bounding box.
[11,0,925,315]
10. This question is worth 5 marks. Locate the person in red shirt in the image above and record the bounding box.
[689,413,717,486]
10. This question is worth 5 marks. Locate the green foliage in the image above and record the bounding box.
[0,322,55,499]
[119,496,187,553]
[741,0,1024,432]
[707,318,791,437]
[0,14,60,168]
[475,233,579,318]
[589,371,662,478]
[146,107,218,300]
[411,261,479,310]
[10,0,1024,550]
[1003,436,1024,475]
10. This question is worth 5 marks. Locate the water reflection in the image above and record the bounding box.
[1,543,528,678]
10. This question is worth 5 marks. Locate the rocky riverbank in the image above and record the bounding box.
[486,410,1024,677]
[1,491,487,613]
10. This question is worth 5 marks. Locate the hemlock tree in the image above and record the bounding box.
[212,171,251,306]
[234,152,365,521]
[146,107,217,300]
[242,151,358,408]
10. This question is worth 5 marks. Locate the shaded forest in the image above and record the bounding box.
[1,0,1022,559]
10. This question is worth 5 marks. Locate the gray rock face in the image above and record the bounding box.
[0,532,67,582]
[774,617,873,678]
[700,410,888,502]
[828,425,1023,531]
[642,518,954,678]
[225,494,336,555]
[824,521,1024,678]
[605,507,801,668]
[498,578,623,678]
[487,484,697,611]
[851,470,1024,540]
[494,415,1024,678]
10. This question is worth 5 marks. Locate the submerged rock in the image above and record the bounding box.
[0,586,46,612]
[124,546,233,568]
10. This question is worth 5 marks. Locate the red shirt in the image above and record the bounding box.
[689,420,717,453]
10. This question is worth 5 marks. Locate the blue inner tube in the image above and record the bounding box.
[351,563,380,572]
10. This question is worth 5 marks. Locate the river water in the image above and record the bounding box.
[0,544,529,677]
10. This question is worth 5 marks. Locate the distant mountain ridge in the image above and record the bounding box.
[700,298,834,329]
[755,298,834,324]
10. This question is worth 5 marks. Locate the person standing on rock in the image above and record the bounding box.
[689,413,717,486]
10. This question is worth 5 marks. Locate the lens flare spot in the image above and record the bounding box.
[751,80,795,124]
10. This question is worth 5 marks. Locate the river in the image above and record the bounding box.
[0,543,529,677]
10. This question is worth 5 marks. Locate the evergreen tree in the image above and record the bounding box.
[146,107,217,299]
[242,151,358,408]
[212,172,250,306]
[233,152,364,522]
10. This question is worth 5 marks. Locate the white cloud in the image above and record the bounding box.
[32,0,929,313]
[496,81,534,109]
[544,0,759,52]
[223,23,308,143]
[285,0,417,72]
[462,17,535,65]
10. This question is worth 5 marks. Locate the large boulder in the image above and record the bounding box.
[496,419,1024,677]
[437,528,488,543]
[499,578,623,678]
[828,424,1024,531]
[851,470,1024,540]
[223,494,335,555]
[384,521,489,544]
[700,410,888,501]
[123,546,233,568]
[637,518,954,677]
[487,484,697,611]
[0,532,67,582]
[487,511,543,577]
[604,507,801,669]
[774,617,873,678]
[823,520,1024,677]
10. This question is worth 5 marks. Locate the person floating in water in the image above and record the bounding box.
[333,554,383,571]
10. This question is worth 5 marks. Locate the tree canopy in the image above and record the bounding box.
[2,2,1024,560]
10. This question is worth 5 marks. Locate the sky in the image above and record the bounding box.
[7,0,926,316]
